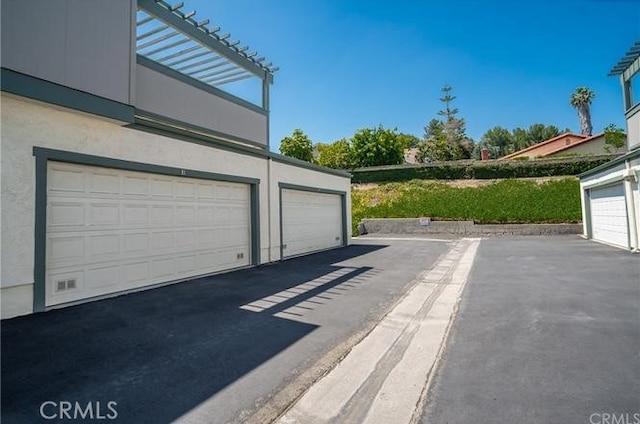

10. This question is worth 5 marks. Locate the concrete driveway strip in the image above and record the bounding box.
[1,238,452,424]
[421,237,640,424]
[277,238,481,424]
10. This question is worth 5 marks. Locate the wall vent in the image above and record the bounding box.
[237,252,244,259]
[55,279,77,292]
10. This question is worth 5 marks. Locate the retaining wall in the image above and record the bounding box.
[358,218,582,236]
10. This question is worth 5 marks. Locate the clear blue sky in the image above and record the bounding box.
[187,0,639,151]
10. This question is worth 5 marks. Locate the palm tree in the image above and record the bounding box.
[570,87,595,136]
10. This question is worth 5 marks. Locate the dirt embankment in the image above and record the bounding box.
[352,176,577,190]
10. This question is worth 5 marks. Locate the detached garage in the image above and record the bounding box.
[0,0,351,319]
[579,41,640,252]
[587,184,629,249]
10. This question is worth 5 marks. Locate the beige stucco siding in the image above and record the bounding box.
[0,93,350,318]
[547,135,612,156]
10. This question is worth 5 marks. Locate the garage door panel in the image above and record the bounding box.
[46,162,252,307]
[590,184,629,248]
[123,175,149,196]
[49,166,85,192]
[281,188,343,258]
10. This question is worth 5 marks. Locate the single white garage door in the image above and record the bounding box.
[46,162,251,306]
[589,184,629,248]
[281,188,343,258]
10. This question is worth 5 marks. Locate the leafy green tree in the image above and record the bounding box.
[570,87,595,136]
[397,133,420,149]
[480,126,513,157]
[350,125,405,167]
[316,138,355,169]
[527,123,566,144]
[418,86,474,162]
[603,123,626,153]
[437,85,474,159]
[280,129,313,162]
[478,124,569,158]
[417,119,451,162]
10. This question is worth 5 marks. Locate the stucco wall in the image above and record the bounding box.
[548,135,611,156]
[1,94,350,318]
[512,134,586,158]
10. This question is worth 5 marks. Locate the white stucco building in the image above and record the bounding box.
[0,0,351,318]
[579,40,640,251]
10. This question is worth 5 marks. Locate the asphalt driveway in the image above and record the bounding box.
[1,238,451,424]
[421,237,640,424]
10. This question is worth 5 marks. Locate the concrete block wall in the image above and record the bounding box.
[359,218,582,236]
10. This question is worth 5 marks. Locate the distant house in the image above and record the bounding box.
[579,40,640,251]
[404,147,419,164]
[500,132,616,160]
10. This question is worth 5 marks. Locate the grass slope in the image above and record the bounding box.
[352,178,581,234]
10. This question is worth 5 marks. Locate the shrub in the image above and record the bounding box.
[351,155,616,183]
[351,178,582,235]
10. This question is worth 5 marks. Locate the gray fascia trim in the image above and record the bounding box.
[137,0,270,81]
[578,148,640,178]
[33,154,48,313]
[341,194,348,247]
[278,182,347,197]
[129,118,353,180]
[250,184,261,266]
[1,68,135,123]
[137,55,267,116]
[32,147,260,185]
[125,122,267,161]
[279,186,284,261]
[135,108,268,150]
[269,153,353,178]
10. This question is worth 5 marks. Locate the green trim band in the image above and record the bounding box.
[129,119,353,179]
[1,68,135,123]
[278,182,348,196]
[270,153,352,178]
[33,147,260,185]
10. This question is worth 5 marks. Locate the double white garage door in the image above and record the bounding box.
[46,162,252,306]
[589,183,629,248]
[45,162,344,307]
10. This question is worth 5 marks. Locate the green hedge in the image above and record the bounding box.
[351,155,617,183]
[351,179,582,235]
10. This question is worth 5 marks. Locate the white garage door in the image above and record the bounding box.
[589,184,629,248]
[46,162,251,306]
[281,188,343,258]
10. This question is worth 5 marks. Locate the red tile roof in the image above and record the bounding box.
[500,132,594,160]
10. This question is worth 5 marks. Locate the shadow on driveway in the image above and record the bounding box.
[2,244,387,424]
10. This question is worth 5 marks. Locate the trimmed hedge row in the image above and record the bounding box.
[350,155,617,183]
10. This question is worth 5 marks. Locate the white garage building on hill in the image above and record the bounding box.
[580,40,640,252]
[0,0,351,319]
